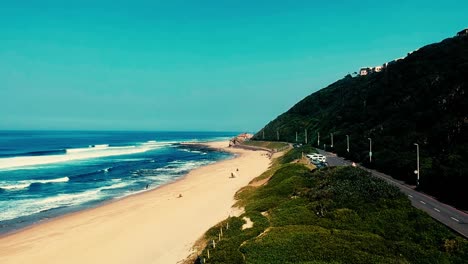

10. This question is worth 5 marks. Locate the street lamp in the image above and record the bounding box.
[330,133,334,148]
[346,135,349,152]
[368,138,372,163]
[317,132,320,147]
[305,129,308,144]
[414,143,420,187]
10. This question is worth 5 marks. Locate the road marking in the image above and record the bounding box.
[331,155,468,231]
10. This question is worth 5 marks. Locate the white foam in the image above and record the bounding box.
[114,158,149,162]
[101,181,131,190]
[0,182,31,190]
[0,188,105,222]
[114,189,147,199]
[153,160,213,174]
[146,174,175,183]
[180,148,206,154]
[141,141,177,147]
[93,144,109,149]
[0,177,70,190]
[0,141,176,170]
[37,177,70,184]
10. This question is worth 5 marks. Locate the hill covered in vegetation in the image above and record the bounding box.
[194,148,467,263]
[253,34,468,209]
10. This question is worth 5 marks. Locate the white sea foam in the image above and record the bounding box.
[180,148,206,154]
[146,174,176,183]
[0,141,176,170]
[101,181,131,190]
[153,160,213,174]
[36,177,70,184]
[0,179,137,222]
[140,141,177,147]
[0,177,70,190]
[93,144,109,148]
[0,182,31,190]
[0,188,105,222]
[113,158,150,162]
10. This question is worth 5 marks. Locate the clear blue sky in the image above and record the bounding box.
[1,1,466,131]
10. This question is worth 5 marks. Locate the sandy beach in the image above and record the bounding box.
[0,141,271,264]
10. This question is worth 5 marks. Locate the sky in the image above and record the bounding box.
[1,1,467,132]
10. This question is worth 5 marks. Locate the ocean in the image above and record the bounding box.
[0,131,237,234]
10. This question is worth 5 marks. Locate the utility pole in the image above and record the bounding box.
[277,130,279,141]
[414,143,420,187]
[305,129,308,144]
[317,132,320,147]
[368,138,372,163]
[346,135,349,152]
[330,133,334,148]
[262,130,265,140]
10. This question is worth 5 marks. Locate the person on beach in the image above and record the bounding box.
[145,184,149,189]
[178,193,183,198]
[230,172,236,178]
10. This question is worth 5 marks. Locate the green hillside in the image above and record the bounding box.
[194,150,467,264]
[253,34,468,209]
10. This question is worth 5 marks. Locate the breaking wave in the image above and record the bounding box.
[0,141,173,170]
[0,177,70,190]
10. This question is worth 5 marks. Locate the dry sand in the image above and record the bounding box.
[0,141,271,264]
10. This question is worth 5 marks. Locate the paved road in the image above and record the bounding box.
[316,149,468,238]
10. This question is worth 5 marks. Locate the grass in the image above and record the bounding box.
[278,144,317,164]
[193,147,468,264]
[241,140,290,151]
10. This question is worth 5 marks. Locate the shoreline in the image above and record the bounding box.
[0,142,235,238]
[0,140,271,264]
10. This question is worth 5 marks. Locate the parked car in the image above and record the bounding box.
[310,159,320,165]
[307,154,320,160]
[317,156,327,163]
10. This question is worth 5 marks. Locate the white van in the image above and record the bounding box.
[317,156,327,163]
[307,154,320,160]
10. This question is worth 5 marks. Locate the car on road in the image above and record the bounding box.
[315,162,328,169]
[308,154,326,162]
[317,156,327,163]
[308,154,328,168]
[306,154,320,160]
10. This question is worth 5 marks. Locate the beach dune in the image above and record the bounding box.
[0,141,271,264]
